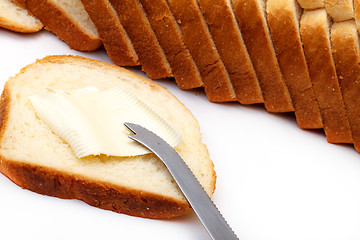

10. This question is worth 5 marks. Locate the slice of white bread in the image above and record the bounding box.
[167,0,236,102]
[109,0,173,80]
[197,0,263,105]
[300,9,352,143]
[80,0,139,66]
[0,0,43,33]
[331,21,360,153]
[297,0,324,9]
[0,55,216,219]
[324,0,354,22]
[24,0,102,51]
[232,0,294,112]
[267,0,323,129]
[139,0,203,89]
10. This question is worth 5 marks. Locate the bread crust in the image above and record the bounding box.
[167,0,236,102]
[267,0,323,129]
[139,0,203,90]
[24,0,102,51]
[198,0,263,105]
[354,0,360,33]
[331,21,360,152]
[0,55,216,219]
[80,0,139,66]
[0,158,192,219]
[300,9,352,143]
[109,0,172,80]
[232,0,294,112]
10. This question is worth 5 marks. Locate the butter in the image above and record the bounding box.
[29,87,182,158]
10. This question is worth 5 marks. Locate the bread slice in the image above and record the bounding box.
[297,0,324,9]
[0,55,216,219]
[109,0,172,80]
[167,0,236,103]
[232,0,294,112]
[324,0,354,22]
[331,21,360,152]
[80,0,139,66]
[354,0,360,33]
[267,0,323,129]
[197,0,263,105]
[24,0,102,51]
[300,9,352,143]
[139,0,203,90]
[0,0,43,33]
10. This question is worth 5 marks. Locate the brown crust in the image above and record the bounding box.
[24,0,102,51]
[267,0,323,129]
[140,0,203,89]
[198,0,263,105]
[109,0,172,79]
[0,158,192,219]
[167,0,236,102]
[300,10,352,143]
[80,0,139,66]
[232,0,294,112]
[0,17,42,33]
[331,21,360,152]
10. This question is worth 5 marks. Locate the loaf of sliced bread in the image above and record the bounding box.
[24,0,102,51]
[197,0,263,105]
[232,0,294,112]
[139,0,203,89]
[297,0,324,9]
[109,0,172,80]
[0,55,216,219]
[267,0,323,129]
[0,0,43,33]
[331,21,360,153]
[80,0,139,66]
[167,0,236,103]
[324,0,354,22]
[300,9,352,143]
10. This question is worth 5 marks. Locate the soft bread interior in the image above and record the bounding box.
[297,0,324,9]
[51,0,98,37]
[0,55,215,204]
[0,0,42,32]
[324,0,354,22]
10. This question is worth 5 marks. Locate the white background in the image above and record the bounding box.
[1,28,360,240]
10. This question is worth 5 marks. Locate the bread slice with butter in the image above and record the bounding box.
[0,55,216,219]
[0,0,43,33]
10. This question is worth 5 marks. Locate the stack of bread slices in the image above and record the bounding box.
[3,0,360,153]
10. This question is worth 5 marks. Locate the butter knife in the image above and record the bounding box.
[124,122,238,240]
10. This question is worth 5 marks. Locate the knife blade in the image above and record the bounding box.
[124,122,238,240]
